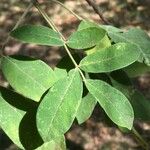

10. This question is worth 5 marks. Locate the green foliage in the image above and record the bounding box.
[37,69,83,141]
[109,70,150,121]
[123,62,150,77]
[77,21,111,55]
[67,27,106,49]
[1,56,67,101]
[0,87,43,149]
[0,87,25,149]
[1,6,150,149]
[130,90,150,121]
[79,43,140,73]
[100,25,122,33]
[77,20,100,30]
[36,136,66,150]
[11,25,64,46]
[108,28,150,65]
[76,93,97,124]
[85,79,134,129]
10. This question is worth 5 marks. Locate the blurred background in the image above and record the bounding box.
[0,0,150,149]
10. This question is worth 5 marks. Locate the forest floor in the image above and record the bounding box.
[0,0,150,150]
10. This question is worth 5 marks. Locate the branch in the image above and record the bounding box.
[85,0,109,24]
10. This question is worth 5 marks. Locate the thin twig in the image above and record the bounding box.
[85,0,109,24]
[0,2,34,56]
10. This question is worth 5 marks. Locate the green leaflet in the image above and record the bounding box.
[85,35,111,55]
[110,72,150,121]
[79,43,140,73]
[1,56,67,102]
[53,67,68,80]
[85,79,134,130]
[0,87,25,149]
[67,27,106,49]
[130,90,150,121]
[108,28,150,65]
[77,21,111,55]
[36,136,66,150]
[0,87,44,149]
[76,93,97,124]
[11,25,64,46]
[78,21,122,33]
[37,69,83,141]
[123,62,150,78]
[78,20,100,30]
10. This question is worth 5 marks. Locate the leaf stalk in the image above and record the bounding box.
[132,127,149,150]
[34,1,86,81]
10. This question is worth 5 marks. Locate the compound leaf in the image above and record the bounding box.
[1,56,66,101]
[11,25,64,46]
[85,79,134,130]
[76,93,97,124]
[80,43,140,73]
[37,69,83,141]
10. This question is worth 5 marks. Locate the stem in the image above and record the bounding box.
[0,2,33,56]
[63,44,78,68]
[50,0,83,21]
[34,2,56,31]
[132,127,149,150]
[34,1,86,81]
[35,2,65,41]
[85,0,110,24]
